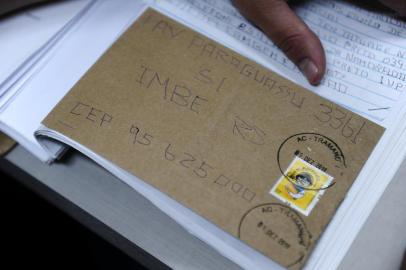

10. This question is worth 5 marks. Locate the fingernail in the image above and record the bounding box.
[299,58,319,85]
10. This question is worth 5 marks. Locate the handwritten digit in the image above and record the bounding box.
[351,121,366,144]
[129,125,140,144]
[164,143,175,161]
[138,133,153,145]
[341,117,355,138]
[314,103,333,123]
[193,161,213,178]
[179,152,196,168]
[329,108,347,129]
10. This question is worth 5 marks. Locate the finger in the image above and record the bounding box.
[234,0,326,85]
[379,0,406,16]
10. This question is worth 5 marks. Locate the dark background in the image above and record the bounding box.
[0,1,151,267]
[0,170,147,269]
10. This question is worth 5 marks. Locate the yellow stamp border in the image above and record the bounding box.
[269,156,334,216]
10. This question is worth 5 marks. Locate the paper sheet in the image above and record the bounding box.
[153,0,406,127]
[0,0,91,89]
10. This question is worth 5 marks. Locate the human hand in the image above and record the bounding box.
[234,0,406,86]
[233,0,326,85]
[379,0,406,16]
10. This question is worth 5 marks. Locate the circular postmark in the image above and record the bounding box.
[277,133,347,191]
[238,203,312,268]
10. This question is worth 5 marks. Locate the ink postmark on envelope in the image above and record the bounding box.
[270,156,334,216]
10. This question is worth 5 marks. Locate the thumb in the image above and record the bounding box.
[234,0,326,85]
[378,0,406,16]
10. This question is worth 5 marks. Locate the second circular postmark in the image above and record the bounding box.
[238,203,312,268]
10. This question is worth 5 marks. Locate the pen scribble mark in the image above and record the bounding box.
[368,107,390,111]
[25,12,41,21]
[58,120,75,129]
[233,116,266,145]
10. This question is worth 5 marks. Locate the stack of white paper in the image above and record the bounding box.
[0,0,95,161]
[0,0,148,162]
[148,2,406,269]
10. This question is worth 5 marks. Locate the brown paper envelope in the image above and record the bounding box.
[42,9,384,269]
[0,132,15,156]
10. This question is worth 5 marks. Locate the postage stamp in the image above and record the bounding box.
[270,156,334,216]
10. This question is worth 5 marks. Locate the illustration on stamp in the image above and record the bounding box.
[270,156,334,216]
